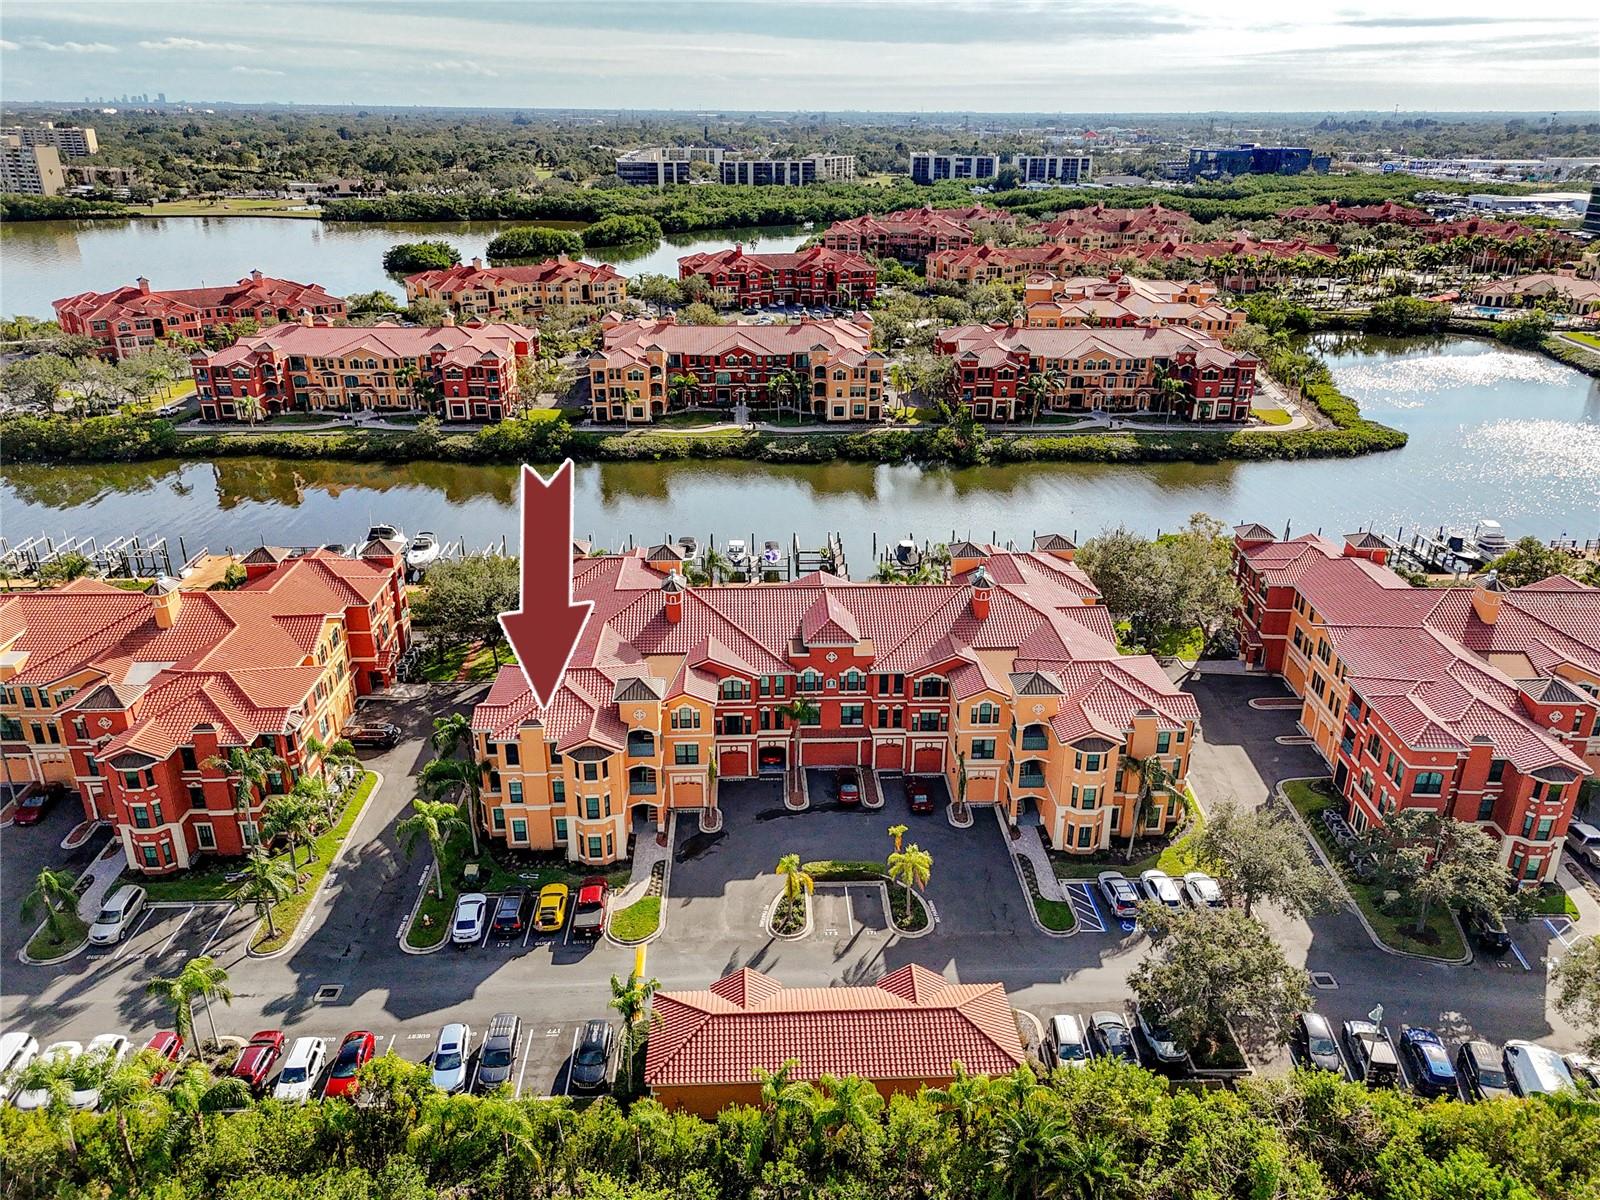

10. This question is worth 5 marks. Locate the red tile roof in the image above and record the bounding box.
[678,244,874,278]
[644,965,1025,1088]
[405,257,622,295]
[54,274,342,326]
[201,320,536,371]
[593,315,881,370]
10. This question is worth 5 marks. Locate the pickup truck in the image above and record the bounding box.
[570,878,609,939]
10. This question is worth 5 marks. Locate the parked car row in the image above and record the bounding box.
[451,880,609,946]
[1046,1005,1189,1071]
[0,1031,179,1111]
[1096,869,1225,921]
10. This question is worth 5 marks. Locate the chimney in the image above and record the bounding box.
[970,565,993,621]
[298,308,314,327]
[472,256,483,270]
[136,276,150,294]
[250,268,263,281]
[441,310,456,327]
[1472,570,1507,625]
[662,571,684,624]
[150,576,182,629]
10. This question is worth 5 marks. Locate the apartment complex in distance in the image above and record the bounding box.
[720,154,856,185]
[2,122,98,157]
[1022,272,1246,335]
[677,244,877,308]
[1028,203,1197,249]
[936,322,1258,421]
[54,271,347,360]
[470,539,1198,866]
[588,314,884,423]
[0,548,411,874]
[909,152,1000,184]
[404,256,626,321]
[1231,527,1598,883]
[191,315,537,422]
[1279,200,1433,227]
[615,146,724,186]
[820,205,1010,262]
[1,136,67,196]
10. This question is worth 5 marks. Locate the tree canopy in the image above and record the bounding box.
[381,239,461,274]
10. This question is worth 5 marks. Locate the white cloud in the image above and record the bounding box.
[139,36,251,53]
[23,37,117,53]
[421,58,498,78]
[232,65,285,77]
[0,39,19,51]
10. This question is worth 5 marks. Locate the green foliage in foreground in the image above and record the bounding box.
[2,1054,1596,1200]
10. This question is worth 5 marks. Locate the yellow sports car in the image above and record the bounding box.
[534,884,570,933]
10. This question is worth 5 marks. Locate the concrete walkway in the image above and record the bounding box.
[611,814,671,910]
[1010,823,1068,902]
[74,842,127,922]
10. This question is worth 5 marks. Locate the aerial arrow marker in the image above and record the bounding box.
[499,460,594,709]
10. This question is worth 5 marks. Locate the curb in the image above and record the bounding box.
[60,821,103,851]
[396,862,448,955]
[1275,778,1473,967]
[763,889,813,941]
[882,880,936,939]
[605,813,675,948]
[17,840,112,966]
[946,804,974,829]
[251,769,386,960]
[998,810,1076,939]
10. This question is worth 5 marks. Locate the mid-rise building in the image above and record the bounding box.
[2,123,99,157]
[925,242,1088,286]
[1185,144,1328,181]
[1231,527,1599,883]
[615,146,723,186]
[470,539,1198,866]
[1014,154,1093,185]
[1022,272,1245,335]
[191,315,537,423]
[719,154,856,186]
[820,205,1010,262]
[54,271,347,360]
[588,314,884,423]
[677,244,877,308]
[404,255,626,321]
[1027,203,1196,249]
[0,136,67,196]
[0,548,411,874]
[1584,184,1600,238]
[936,322,1257,422]
[909,152,999,185]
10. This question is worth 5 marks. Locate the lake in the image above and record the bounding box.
[2,336,1597,561]
[0,216,810,318]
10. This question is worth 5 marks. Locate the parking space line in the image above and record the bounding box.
[155,906,196,956]
[843,888,855,937]
[1064,883,1106,934]
[1545,917,1578,949]
[110,909,157,961]
[562,1025,580,1097]
[522,915,536,949]
[197,905,237,956]
[383,1034,396,1056]
[514,1034,530,1098]
[1507,936,1532,971]
[479,894,499,948]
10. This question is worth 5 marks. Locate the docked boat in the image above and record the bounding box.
[725,539,751,572]
[405,532,442,572]
[760,541,783,568]
[364,522,404,544]
[1473,520,1509,560]
[677,536,700,558]
[894,539,923,570]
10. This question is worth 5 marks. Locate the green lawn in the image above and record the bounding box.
[26,910,88,961]
[608,896,660,942]
[655,411,733,428]
[1564,331,1600,350]
[1017,858,1076,932]
[1051,802,1204,879]
[1282,779,1465,960]
[417,641,516,683]
[1524,884,1580,919]
[132,198,322,219]
[250,772,378,953]
[1114,620,1204,660]
[1252,406,1293,426]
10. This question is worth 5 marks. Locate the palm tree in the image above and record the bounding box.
[236,395,264,427]
[754,1059,816,1153]
[1018,369,1059,424]
[429,712,472,759]
[925,1062,990,1138]
[98,1056,158,1189]
[990,1093,1069,1200]
[888,823,908,854]
[811,1072,882,1161]
[667,372,700,412]
[186,956,232,1050]
[21,866,79,940]
[775,852,814,910]
[146,955,231,1051]
[609,969,660,1093]
[417,755,484,858]
[233,850,295,941]
[12,1053,79,1152]
[204,745,285,813]
[778,697,819,797]
[1057,1133,1134,1200]
[397,798,466,899]
[1124,754,1177,862]
[886,843,932,925]
[261,792,319,870]
[870,561,906,583]
[292,772,337,827]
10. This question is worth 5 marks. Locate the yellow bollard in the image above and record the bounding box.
[634,945,647,980]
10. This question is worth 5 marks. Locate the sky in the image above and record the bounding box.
[1,0,1596,113]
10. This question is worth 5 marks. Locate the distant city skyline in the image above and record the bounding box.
[1,0,1595,113]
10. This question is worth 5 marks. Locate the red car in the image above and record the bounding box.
[142,1031,184,1083]
[906,780,934,814]
[322,1030,376,1098]
[837,773,861,805]
[11,783,64,827]
[571,878,609,940]
[231,1030,285,1092]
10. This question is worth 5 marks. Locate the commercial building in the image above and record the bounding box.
[1464,192,1589,220]
[587,314,884,423]
[1231,526,1598,883]
[820,205,1009,262]
[645,966,1026,1117]
[404,256,626,321]
[1585,184,1600,238]
[909,152,999,185]
[1185,144,1329,181]
[1014,154,1093,185]
[615,146,723,187]
[1470,273,1600,316]
[470,538,1198,865]
[0,136,67,196]
[719,154,855,186]
[191,315,537,423]
[1022,272,1245,335]
[54,271,347,361]
[2,123,98,157]
[936,322,1258,421]
[1027,203,1196,249]
[677,244,877,308]
[0,548,411,874]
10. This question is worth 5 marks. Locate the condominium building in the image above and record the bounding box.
[2,123,99,157]
[54,270,347,361]
[1231,527,1599,883]
[615,146,723,186]
[935,322,1258,421]
[0,548,411,874]
[191,314,537,422]
[404,255,626,320]
[677,244,877,308]
[0,136,66,196]
[1021,272,1245,335]
[1027,203,1196,249]
[470,539,1198,866]
[587,314,884,423]
[1014,154,1093,185]
[909,152,999,184]
[925,243,1088,286]
[719,154,856,186]
[820,205,1009,262]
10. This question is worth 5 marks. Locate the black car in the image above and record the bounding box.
[491,891,528,936]
[1089,1011,1138,1064]
[1455,1039,1512,1101]
[1293,1012,1344,1075]
[1399,1026,1458,1098]
[1464,907,1512,955]
[569,1019,614,1091]
[345,721,401,749]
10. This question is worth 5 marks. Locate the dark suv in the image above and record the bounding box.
[1455,1039,1511,1101]
[491,891,528,936]
[1464,907,1512,955]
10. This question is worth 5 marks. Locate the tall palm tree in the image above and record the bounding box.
[871,561,906,583]
[700,546,735,585]
[397,798,466,899]
[608,969,660,1093]
[291,772,337,828]
[21,866,79,940]
[233,850,295,941]
[144,970,200,1051]
[236,395,264,427]
[417,756,483,858]
[429,712,472,759]
[754,1059,816,1153]
[261,792,319,870]
[888,823,908,854]
[775,853,814,908]
[990,1093,1069,1200]
[1018,369,1059,424]
[146,955,231,1051]
[1124,754,1177,862]
[204,745,285,813]
[185,956,232,1050]
[778,697,820,797]
[887,843,932,924]
[811,1072,882,1161]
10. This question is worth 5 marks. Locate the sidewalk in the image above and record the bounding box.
[74,841,127,922]
[1010,823,1068,902]
[611,814,671,911]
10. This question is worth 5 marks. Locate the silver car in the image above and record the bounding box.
[1182,871,1225,909]
[1138,869,1183,910]
[431,1023,472,1093]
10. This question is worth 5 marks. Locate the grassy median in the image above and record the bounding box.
[25,910,88,961]
[249,772,378,954]
[608,896,661,943]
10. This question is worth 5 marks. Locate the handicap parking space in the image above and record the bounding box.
[1062,882,1107,934]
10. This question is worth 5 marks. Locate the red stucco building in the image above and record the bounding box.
[677,244,877,308]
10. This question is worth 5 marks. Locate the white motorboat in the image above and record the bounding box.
[365,522,404,544]
[760,541,783,568]
[405,532,442,572]
[725,539,751,571]
[1473,520,1509,559]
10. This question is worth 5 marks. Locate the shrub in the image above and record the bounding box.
[381,240,460,274]
[486,226,585,262]
[1364,297,1451,335]
[1497,310,1553,348]
[582,214,662,246]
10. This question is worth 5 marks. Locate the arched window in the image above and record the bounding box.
[720,677,751,701]
[970,701,1000,726]
[626,729,655,757]
[798,669,823,694]
[1021,723,1050,750]
[670,705,701,730]
[841,669,865,693]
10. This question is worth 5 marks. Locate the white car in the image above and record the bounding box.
[11,1041,81,1110]
[272,1037,327,1104]
[69,1034,129,1110]
[1181,871,1225,909]
[451,893,489,947]
[0,1032,39,1104]
[1050,1014,1091,1069]
[1139,870,1183,910]
[431,1023,472,1093]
